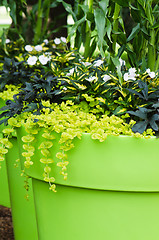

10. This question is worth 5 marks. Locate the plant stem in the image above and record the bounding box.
[42,0,51,38]
[112,3,120,56]
[33,0,42,45]
[84,0,93,58]
[147,29,156,71]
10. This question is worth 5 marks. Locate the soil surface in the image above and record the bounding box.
[0,205,14,240]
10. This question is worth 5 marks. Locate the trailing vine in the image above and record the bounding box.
[0,100,154,191]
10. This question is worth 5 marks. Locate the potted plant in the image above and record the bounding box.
[0,0,158,238]
[0,34,159,238]
[1,56,159,239]
[1,96,158,240]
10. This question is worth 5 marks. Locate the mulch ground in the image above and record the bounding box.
[0,205,14,240]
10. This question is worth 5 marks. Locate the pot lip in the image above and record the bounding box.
[81,133,157,139]
[18,125,157,139]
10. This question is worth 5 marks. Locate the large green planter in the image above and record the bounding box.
[5,137,38,240]
[17,127,159,240]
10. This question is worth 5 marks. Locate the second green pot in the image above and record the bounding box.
[5,137,38,240]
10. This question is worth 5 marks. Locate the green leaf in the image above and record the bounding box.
[68,17,86,40]
[149,114,159,131]
[111,57,123,84]
[106,18,112,42]
[151,20,159,29]
[8,1,17,25]
[145,3,154,25]
[99,0,109,16]
[127,23,140,42]
[138,80,148,100]
[128,109,147,119]
[94,8,106,57]
[112,0,130,7]
[130,4,141,23]
[132,120,148,133]
[61,1,77,21]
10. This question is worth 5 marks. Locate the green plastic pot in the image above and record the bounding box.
[17,127,159,240]
[0,98,11,208]
[5,137,38,240]
[0,149,10,207]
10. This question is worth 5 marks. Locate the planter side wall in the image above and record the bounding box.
[17,127,159,192]
[5,137,38,240]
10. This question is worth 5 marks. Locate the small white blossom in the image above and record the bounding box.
[5,39,10,44]
[39,55,50,65]
[93,60,104,67]
[124,73,129,81]
[149,71,156,78]
[146,68,151,74]
[119,58,125,66]
[103,75,111,82]
[27,56,37,66]
[129,68,137,74]
[146,68,156,78]
[60,37,67,43]
[86,76,97,82]
[25,45,33,52]
[80,61,91,67]
[63,87,67,91]
[45,52,52,57]
[54,38,61,45]
[124,67,137,81]
[35,45,43,52]
[66,68,75,76]
[43,39,49,45]
[124,72,136,81]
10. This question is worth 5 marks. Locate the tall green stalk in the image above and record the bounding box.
[42,0,51,38]
[34,0,42,44]
[147,29,156,71]
[84,0,93,58]
[112,3,120,56]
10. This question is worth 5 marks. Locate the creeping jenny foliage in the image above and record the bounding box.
[0,101,154,191]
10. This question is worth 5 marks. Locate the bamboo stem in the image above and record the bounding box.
[84,0,93,58]
[42,0,51,38]
[112,3,120,56]
[34,0,42,44]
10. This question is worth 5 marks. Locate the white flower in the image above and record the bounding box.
[124,72,136,81]
[123,67,137,81]
[146,68,156,78]
[25,45,33,52]
[80,61,91,67]
[5,39,10,44]
[103,75,111,82]
[43,39,49,45]
[66,68,75,76]
[129,68,137,74]
[146,68,151,74]
[54,38,61,45]
[39,55,50,65]
[119,58,125,66]
[27,56,38,65]
[63,87,67,91]
[60,37,67,43]
[86,76,97,82]
[93,60,104,67]
[149,71,156,78]
[35,45,43,51]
